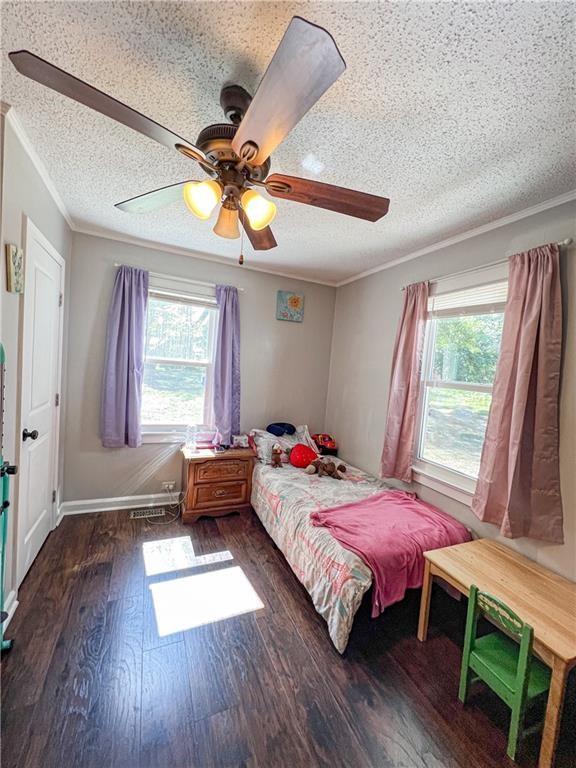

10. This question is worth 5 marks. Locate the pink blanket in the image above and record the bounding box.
[310,490,471,617]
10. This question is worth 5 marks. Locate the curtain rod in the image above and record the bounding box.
[113,263,245,292]
[406,237,574,289]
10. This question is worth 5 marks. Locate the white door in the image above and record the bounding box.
[17,219,64,585]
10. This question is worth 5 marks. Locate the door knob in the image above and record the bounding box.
[22,429,39,441]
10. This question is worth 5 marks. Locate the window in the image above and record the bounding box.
[414,270,507,493]
[141,279,218,434]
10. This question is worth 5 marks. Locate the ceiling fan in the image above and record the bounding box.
[9,16,390,260]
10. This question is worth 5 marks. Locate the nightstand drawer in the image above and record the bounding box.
[194,459,249,484]
[193,480,248,509]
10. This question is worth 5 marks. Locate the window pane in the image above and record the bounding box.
[142,362,206,425]
[431,313,504,385]
[146,298,212,362]
[420,387,491,478]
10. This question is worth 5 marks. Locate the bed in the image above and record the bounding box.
[251,461,387,652]
[251,460,471,653]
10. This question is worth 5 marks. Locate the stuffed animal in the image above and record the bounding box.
[289,443,318,468]
[270,444,283,468]
[305,458,346,480]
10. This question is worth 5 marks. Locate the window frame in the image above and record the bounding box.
[412,265,508,502]
[141,278,218,443]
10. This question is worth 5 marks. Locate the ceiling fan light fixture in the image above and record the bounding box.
[241,189,277,231]
[183,180,221,220]
[213,204,240,239]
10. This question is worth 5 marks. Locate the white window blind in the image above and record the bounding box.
[428,280,508,317]
[148,273,217,308]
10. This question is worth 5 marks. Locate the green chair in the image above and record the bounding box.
[458,584,551,761]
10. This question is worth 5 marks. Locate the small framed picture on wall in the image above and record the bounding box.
[5,244,24,293]
[276,290,304,322]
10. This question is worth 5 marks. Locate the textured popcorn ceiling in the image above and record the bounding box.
[1,1,574,284]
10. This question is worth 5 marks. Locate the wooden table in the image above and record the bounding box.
[417,538,576,768]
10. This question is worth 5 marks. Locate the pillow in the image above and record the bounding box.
[266,422,296,437]
[251,425,317,464]
[289,443,318,468]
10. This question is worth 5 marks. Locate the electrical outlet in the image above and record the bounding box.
[162,481,176,492]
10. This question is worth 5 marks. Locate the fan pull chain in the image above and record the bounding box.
[239,217,245,265]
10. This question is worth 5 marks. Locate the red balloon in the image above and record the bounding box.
[289,443,318,468]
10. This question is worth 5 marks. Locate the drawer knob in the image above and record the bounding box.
[215,489,228,496]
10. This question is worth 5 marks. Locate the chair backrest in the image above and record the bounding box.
[466,584,535,694]
[474,587,524,640]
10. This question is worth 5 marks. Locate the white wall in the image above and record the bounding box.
[0,111,72,604]
[63,232,336,501]
[326,201,576,580]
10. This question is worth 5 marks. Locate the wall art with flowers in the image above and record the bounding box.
[276,291,304,322]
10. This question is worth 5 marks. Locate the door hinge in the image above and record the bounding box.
[55,393,60,407]
[59,292,63,307]
[52,490,57,504]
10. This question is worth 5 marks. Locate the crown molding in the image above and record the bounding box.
[73,223,338,287]
[336,189,576,287]
[5,106,75,229]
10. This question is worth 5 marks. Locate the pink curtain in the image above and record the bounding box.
[472,243,563,543]
[381,281,429,482]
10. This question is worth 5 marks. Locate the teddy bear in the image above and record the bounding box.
[304,458,347,480]
[270,444,283,468]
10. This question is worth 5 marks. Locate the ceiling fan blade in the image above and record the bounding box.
[266,174,390,222]
[231,17,345,166]
[9,50,207,162]
[240,211,277,250]
[115,181,197,213]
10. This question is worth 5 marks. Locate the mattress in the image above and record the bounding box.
[251,461,386,652]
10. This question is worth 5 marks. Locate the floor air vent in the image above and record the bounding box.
[129,507,166,520]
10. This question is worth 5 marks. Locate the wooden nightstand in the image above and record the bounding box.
[181,447,255,524]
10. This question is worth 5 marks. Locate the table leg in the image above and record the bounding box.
[417,559,433,641]
[539,657,568,768]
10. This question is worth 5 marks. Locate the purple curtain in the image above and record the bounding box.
[472,243,563,543]
[101,266,149,448]
[212,285,240,446]
[381,281,429,482]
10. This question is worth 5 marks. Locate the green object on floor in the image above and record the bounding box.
[458,584,551,761]
[0,343,15,652]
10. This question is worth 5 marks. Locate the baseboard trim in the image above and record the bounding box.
[3,589,19,630]
[59,492,177,517]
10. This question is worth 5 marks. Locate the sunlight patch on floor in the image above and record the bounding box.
[149,565,264,635]
[142,536,233,576]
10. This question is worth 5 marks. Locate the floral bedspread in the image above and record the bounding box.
[251,462,386,653]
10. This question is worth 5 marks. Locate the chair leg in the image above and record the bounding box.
[458,664,472,704]
[507,699,526,761]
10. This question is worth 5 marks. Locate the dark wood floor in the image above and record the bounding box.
[1,509,574,768]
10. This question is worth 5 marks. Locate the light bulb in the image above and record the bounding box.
[213,205,240,239]
[241,189,277,231]
[182,180,221,220]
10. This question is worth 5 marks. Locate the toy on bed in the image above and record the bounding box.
[312,433,339,456]
[305,457,347,480]
[288,443,318,467]
[270,444,283,468]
